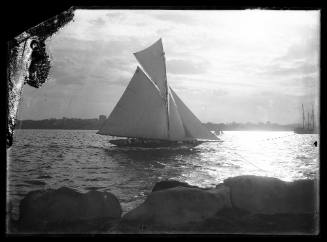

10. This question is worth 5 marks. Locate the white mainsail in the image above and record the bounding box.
[98,38,218,141]
[97,67,167,139]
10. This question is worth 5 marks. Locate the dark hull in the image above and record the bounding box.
[109,138,207,148]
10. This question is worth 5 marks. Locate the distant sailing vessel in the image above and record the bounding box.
[97,39,219,147]
[294,104,318,134]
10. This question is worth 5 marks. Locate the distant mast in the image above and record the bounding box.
[307,112,310,129]
[312,105,314,130]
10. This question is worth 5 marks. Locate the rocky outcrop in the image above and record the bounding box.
[223,175,317,214]
[118,176,318,233]
[122,185,231,228]
[151,180,201,192]
[17,187,121,233]
[11,175,318,234]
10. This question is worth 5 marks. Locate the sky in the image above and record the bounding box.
[17,9,320,124]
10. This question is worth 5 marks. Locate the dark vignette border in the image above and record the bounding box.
[3,0,325,239]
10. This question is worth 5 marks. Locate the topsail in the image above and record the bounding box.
[133,39,167,98]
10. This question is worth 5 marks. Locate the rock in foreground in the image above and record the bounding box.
[224,175,317,214]
[118,176,318,234]
[16,187,121,233]
[151,180,201,192]
[11,175,318,234]
[122,185,231,228]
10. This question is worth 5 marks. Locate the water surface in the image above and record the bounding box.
[7,130,319,218]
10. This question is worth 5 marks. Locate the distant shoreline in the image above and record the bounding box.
[14,129,297,132]
[15,118,303,132]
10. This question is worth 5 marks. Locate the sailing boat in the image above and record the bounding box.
[294,104,318,134]
[97,39,219,147]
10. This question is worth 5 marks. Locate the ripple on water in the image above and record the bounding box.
[24,180,47,186]
[12,183,29,188]
[37,175,52,179]
[84,186,107,191]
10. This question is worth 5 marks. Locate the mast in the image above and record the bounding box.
[162,49,170,139]
[307,112,310,129]
[133,38,170,139]
[302,104,305,129]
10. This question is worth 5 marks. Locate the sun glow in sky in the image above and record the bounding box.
[18,9,320,124]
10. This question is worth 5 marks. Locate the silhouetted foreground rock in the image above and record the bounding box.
[224,175,317,214]
[122,185,231,227]
[16,187,121,233]
[151,180,200,192]
[11,175,318,234]
[118,176,318,234]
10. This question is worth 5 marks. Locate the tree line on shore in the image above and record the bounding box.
[15,118,298,131]
[205,121,298,131]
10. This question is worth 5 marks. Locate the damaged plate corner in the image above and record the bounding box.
[7,7,76,149]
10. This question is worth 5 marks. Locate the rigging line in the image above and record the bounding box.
[162,50,170,139]
[233,152,268,172]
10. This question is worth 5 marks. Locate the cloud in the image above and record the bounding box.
[272,25,319,66]
[46,36,143,88]
[167,59,207,75]
[105,12,126,21]
[210,89,228,96]
[90,17,106,26]
[49,56,90,86]
[101,57,134,72]
[251,27,319,95]
[149,11,197,25]
[257,60,318,77]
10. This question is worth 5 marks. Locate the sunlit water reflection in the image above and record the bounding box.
[7,130,319,218]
